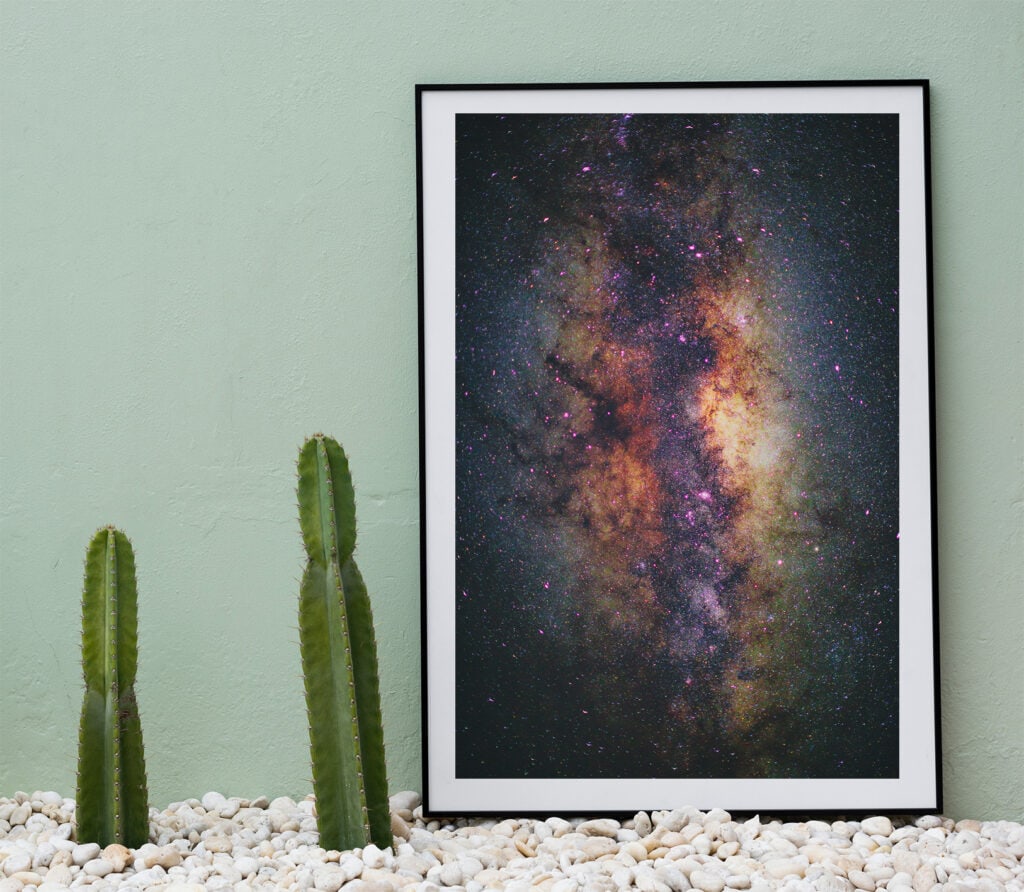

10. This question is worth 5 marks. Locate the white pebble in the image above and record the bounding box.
[437,860,464,885]
[32,841,57,870]
[547,817,574,836]
[71,842,101,866]
[458,854,485,879]
[204,835,233,853]
[235,855,258,876]
[768,836,800,856]
[860,815,893,837]
[912,863,937,891]
[847,869,874,890]
[361,843,388,869]
[44,863,73,885]
[915,815,945,829]
[659,808,701,832]
[581,836,618,859]
[216,862,243,883]
[763,856,808,879]
[690,869,726,892]
[145,844,184,869]
[314,865,347,892]
[946,830,981,854]
[2,852,31,876]
[101,843,131,872]
[7,805,31,827]
[894,850,921,874]
[130,867,168,885]
[345,880,395,892]
[814,878,853,892]
[338,852,364,880]
[82,856,114,876]
[656,864,688,890]
[633,812,653,837]
[389,791,421,813]
[201,791,227,812]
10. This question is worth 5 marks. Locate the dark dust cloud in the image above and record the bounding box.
[454,114,899,779]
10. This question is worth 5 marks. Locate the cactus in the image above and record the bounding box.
[75,526,149,848]
[297,435,390,851]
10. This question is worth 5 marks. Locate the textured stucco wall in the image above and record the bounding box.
[1,1,1021,821]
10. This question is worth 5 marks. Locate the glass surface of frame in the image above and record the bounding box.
[417,81,938,815]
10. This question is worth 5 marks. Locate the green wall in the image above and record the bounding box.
[1,1,1021,821]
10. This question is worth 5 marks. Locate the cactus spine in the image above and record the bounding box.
[297,435,390,851]
[75,526,149,847]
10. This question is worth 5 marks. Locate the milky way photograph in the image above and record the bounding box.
[450,107,903,784]
[419,82,938,813]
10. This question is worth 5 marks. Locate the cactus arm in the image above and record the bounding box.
[117,685,149,848]
[76,528,120,845]
[76,688,112,845]
[108,531,148,848]
[297,435,357,566]
[297,436,390,851]
[338,557,391,848]
[300,559,367,850]
[75,527,148,848]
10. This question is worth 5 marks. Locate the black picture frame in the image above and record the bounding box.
[417,81,939,816]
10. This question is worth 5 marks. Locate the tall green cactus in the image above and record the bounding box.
[75,526,149,848]
[297,435,391,851]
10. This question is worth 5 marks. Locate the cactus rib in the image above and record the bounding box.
[75,527,148,847]
[298,435,390,851]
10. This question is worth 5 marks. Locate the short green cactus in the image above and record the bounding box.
[75,526,149,847]
[297,435,391,851]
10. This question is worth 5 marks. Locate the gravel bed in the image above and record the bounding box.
[1,790,1022,891]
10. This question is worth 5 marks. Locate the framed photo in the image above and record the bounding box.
[417,81,938,815]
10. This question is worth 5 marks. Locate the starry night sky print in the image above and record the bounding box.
[454,114,899,779]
